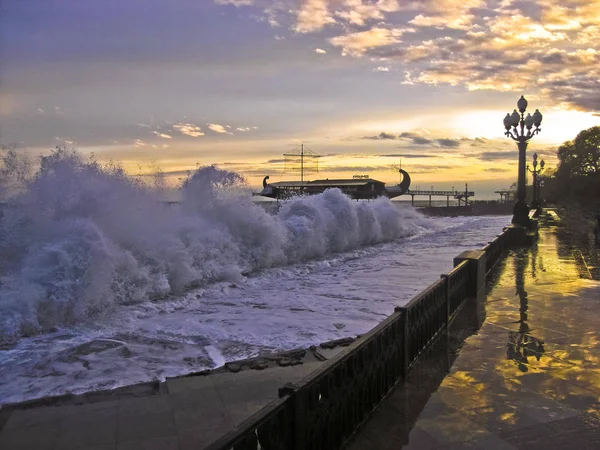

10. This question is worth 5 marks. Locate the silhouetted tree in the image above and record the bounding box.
[557,126,600,177]
[552,126,600,203]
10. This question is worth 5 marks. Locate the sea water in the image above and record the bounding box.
[0,150,510,404]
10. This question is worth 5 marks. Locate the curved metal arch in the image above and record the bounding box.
[398,169,411,194]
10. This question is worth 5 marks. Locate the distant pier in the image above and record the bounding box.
[406,185,474,207]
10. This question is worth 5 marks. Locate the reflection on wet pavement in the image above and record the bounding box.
[348,211,600,449]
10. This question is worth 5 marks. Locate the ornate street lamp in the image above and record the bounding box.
[503,96,543,227]
[527,153,545,209]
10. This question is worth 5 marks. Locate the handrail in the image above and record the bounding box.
[204,395,294,450]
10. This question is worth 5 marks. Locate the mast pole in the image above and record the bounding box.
[301,144,304,185]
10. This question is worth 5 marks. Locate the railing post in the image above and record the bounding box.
[440,274,450,325]
[293,387,306,450]
[453,250,486,297]
[396,306,409,379]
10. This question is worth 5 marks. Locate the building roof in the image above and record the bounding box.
[270,178,384,188]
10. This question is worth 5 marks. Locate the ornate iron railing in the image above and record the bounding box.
[396,279,448,372]
[288,312,405,449]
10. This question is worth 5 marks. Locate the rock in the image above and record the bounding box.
[226,363,241,373]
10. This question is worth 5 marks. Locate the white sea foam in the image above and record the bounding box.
[0,149,433,344]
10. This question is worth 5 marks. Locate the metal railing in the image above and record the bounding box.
[482,228,512,274]
[396,278,448,373]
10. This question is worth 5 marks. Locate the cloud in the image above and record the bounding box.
[208,123,228,134]
[329,27,404,56]
[374,66,390,72]
[484,167,511,173]
[277,0,600,112]
[152,131,172,139]
[477,151,520,161]
[378,153,438,158]
[436,138,460,148]
[294,0,336,33]
[173,123,205,137]
[315,48,327,54]
[361,131,398,140]
[398,132,433,145]
[214,0,254,6]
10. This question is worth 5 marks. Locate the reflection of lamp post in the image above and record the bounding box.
[507,249,545,372]
[526,153,545,209]
[503,96,543,227]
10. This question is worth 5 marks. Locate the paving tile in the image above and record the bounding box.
[116,435,179,450]
[0,420,61,450]
[118,396,172,418]
[501,414,600,450]
[2,407,65,431]
[54,414,117,450]
[434,435,518,450]
[416,410,493,445]
[178,433,218,450]
[165,376,213,395]
[167,388,223,414]
[117,412,176,443]
[172,408,232,435]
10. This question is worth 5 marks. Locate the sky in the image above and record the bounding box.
[1,0,599,197]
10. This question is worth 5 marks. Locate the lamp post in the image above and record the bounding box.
[504,96,543,227]
[527,153,545,209]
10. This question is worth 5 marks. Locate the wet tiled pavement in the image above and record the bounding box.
[348,212,600,449]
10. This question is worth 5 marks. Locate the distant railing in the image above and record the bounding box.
[206,227,516,450]
[482,228,512,274]
[445,260,470,320]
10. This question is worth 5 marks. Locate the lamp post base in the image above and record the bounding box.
[512,200,531,227]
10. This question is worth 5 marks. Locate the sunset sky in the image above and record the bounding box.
[1,0,599,197]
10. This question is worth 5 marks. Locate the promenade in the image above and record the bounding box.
[349,211,600,449]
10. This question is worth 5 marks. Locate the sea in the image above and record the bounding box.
[0,155,511,405]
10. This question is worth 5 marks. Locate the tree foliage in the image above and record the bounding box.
[549,126,600,204]
[556,126,600,177]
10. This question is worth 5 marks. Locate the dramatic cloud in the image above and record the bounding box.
[278,0,600,112]
[173,123,205,137]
